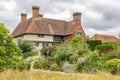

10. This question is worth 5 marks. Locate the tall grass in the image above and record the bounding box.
[0,70,120,80]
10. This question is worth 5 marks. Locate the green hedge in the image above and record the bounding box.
[86,40,102,51]
[95,42,118,52]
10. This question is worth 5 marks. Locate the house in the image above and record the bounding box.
[90,34,118,43]
[12,6,86,50]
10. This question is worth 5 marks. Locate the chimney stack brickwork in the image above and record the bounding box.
[21,13,27,23]
[73,12,81,21]
[67,12,86,42]
[32,6,40,18]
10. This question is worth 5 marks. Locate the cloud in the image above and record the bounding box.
[0,0,120,37]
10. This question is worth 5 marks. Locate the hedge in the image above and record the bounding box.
[86,40,102,51]
[95,42,118,52]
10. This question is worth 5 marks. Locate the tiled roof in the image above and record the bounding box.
[12,17,74,37]
[91,34,118,42]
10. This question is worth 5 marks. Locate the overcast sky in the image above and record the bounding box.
[0,0,120,37]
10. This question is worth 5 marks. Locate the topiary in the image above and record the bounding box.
[105,58,120,74]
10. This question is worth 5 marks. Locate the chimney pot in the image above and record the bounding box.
[32,6,40,18]
[73,12,81,21]
[21,13,27,23]
[39,14,43,17]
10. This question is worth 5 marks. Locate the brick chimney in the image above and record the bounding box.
[32,6,39,18]
[73,12,81,21]
[21,13,27,23]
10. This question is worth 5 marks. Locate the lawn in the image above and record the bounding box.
[0,70,120,80]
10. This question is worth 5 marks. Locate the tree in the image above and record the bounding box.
[0,23,24,71]
[17,39,35,53]
[17,39,36,58]
[118,33,120,39]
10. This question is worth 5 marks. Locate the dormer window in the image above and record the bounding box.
[38,34,44,38]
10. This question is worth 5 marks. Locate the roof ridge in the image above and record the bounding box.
[43,17,67,22]
[95,34,116,37]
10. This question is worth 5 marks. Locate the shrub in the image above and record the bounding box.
[95,42,118,53]
[105,59,120,74]
[16,58,26,71]
[53,44,72,66]
[78,51,107,73]
[103,53,120,60]
[77,57,88,72]
[86,40,102,51]
[41,47,53,57]
[70,36,84,45]
[50,63,61,71]
[85,51,102,71]
[25,55,50,70]
[62,61,77,73]
[23,52,38,59]
[70,36,89,56]
[69,53,79,64]
[17,39,35,53]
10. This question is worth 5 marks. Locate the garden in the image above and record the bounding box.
[0,23,120,80]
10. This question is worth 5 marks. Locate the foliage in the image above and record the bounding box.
[86,40,102,51]
[70,36,89,56]
[17,39,35,53]
[77,50,120,73]
[23,52,38,59]
[105,59,120,74]
[118,33,120,39]
[77,57,88,72]
[116,36,120,53]
[41,47,53,57]
[95,42,118,52]
[77,51,99,72]
[50,63,61,71]
[13,58,26,71]
[70,36,84,45]
[0,23,23,71]
[54,44,72,65]
[17,39,36,58]
[103,53,120,60]
[62,61,77,73]
[53,36,89,66]
[25,55,51,70]
[69,53,79,63]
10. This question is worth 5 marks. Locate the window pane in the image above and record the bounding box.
[38,34,44,38]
